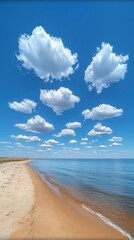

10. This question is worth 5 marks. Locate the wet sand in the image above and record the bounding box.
[11,164,127,240]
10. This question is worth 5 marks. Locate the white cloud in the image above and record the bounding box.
[15,115,54,133]
[69,140,77,144]
[85,146,92,149]
[99,145,107,148]
[40,87,80,115]
[91,139,98,143]
[40,143,53,148]
[58,143,65,146]
[9,99,37,114]
[82,138,88,141]
[11,134,41,142]
[84,42,129,93]
[82,104,123,120]
[17,26,78,81]
[54,129,75,138]
[109,136,123,142]
[80,141,88,145]
[45,139,59,145]
[88,123,112,136]
[0,141,11,144]
[65,121,81,129]
[112,142,122,146]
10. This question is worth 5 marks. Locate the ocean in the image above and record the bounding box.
[29,158,134,240]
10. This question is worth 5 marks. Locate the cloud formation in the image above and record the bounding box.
[99,145,107,148]
[17,26,78,81]
[112,142,122,146]
[108,136,123,142]
[69,140,77,143]
[82,104,123,120]
[54,129,75,138]
[11,134,41,142]
[40,143,53,148]
[9,99,37,114]
[44,139,59,144]
[82,138,88,141]
[15,115,54,133]
[84,42,129,93]
[65,121,81,129]
[88,123,112,136]
[40,87,80,115]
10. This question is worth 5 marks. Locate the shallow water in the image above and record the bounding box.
[29,158,134,239]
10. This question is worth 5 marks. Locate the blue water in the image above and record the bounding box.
[29,158,134,239]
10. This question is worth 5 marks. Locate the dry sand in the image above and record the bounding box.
[11,164,127,240]
[0,161,35,239]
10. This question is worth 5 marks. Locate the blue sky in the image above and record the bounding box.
[0,1,134,158]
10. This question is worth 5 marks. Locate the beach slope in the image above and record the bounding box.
[12,165,127,240]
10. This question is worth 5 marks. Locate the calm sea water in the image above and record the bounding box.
[29,159,134,239]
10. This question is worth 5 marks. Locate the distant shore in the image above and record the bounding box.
[11,162,127,239]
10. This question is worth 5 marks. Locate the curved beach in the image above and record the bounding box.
[10,163,127,240]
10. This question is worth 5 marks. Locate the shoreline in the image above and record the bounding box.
[32,167,132,240]
[12,164,127,240]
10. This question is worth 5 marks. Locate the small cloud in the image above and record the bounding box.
[65,121,81,129]
[80,141,88,145]
[112,142,122,146]
[0,141,11,144]
[85,146,92,149]
[68,140,77,144]
[40,143,53,148]
[15,115,54,133]
[91,139,98,143]
[44,139,59,145]
[88,123,112,136]
[108,136,123,142]
[40,87,80,115]
[82,104,123,120]
[11,134,41,142]
[84,42,128,93]
[9,99,37,114]
[17,26,78,81]
[58,143,65,146]
[74,148,80,151]
[82,138,88,141]
[99,145,107,148]
[54,129,75,138]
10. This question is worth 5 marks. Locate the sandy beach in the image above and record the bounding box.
[0,160,35,239]
[8,162,127,240]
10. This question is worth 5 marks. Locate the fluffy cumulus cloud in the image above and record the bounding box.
[80,141,87,145]
[69,140,77,143]
[40,87,80,115]
[40,143,53,148]
[17,26,78,81]
[44,139,59,144]
[82,104,123,120]
[108,136,123,142]
[99,145,107,148]
[9,99,37,114]
[11,134,41,142]
[112,142,122,146]
[15,115,54,133]
[65,121,81,129]
[82,138,88,141]
[84,42,129,93]
[54,129,75,138]
[88,123,112,136]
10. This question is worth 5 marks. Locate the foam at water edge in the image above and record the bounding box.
[82,204,133,240]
